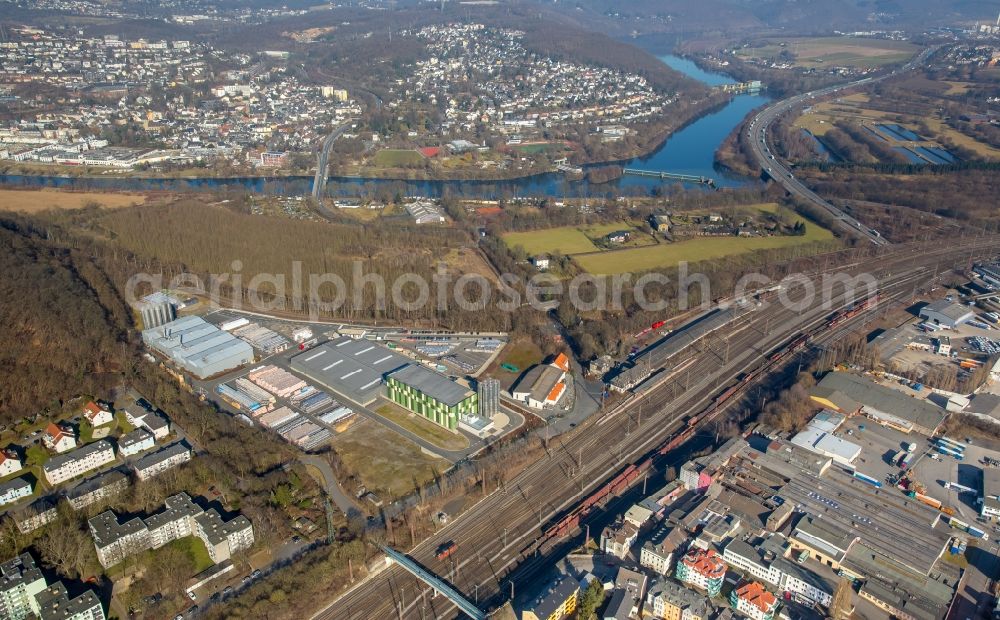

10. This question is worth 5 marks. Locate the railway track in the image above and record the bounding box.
[315,238,998,620]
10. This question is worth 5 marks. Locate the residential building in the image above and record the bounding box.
[531,255,550,271]
[385,365,477,431]
[649,213,672,233]
[89,493,253,568]
[42,423,76,454]
[117,428,155,457]
[34,582,105,620]
[194,509,255,563]
[675,548,726,597]
[11,498,58,534]
[82,402,113,427]
[0,553,46,620]
[124,408,169,440]
[65,470,129,511]
[730,581,778,620]
[640,527,688,576]
[0,477,33,506]
[604,568,646,620]
[521,575,579,620]
[601,519,639,560]
[646,579,710,620]
[42,440,116,485]
[132,442,190,480]
[0,449,22,477]
[723,538,833,607]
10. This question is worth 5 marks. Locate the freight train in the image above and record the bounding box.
[537,291,881,547]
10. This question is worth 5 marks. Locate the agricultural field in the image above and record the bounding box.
[503,226,599,255]
[0,188,148,212]
[574,210,834,275]
[371,149,425,167]
[330,417,451,497]
[513,142,566,154]
[738,37,919,68]
[502,221,649,255]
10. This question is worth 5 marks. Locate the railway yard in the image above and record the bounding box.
[314,235,1000,620]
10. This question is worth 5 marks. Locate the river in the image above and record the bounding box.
[0,56,769,199]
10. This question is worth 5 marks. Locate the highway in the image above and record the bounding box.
[311,236,998,620]
[311,122,352,200]
[746,46,937,246]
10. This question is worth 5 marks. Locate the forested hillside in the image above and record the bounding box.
[0,216,132,425]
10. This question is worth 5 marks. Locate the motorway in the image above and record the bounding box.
[746,46,937,245]
[311,237,999,620]
[312,122,352,199]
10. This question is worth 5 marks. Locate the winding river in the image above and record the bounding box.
[0,56,770,199]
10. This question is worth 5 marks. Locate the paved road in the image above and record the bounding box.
[747,46,937,245]
[312,122,352,199]
[299,453,364,516]
[311,239,999,620]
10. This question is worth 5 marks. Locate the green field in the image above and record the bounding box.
[167,536,215,573]
[502,222,649,255]
[372,149,425,167]
[738,37,918,68]
[575,211,835,275]
[514,143,562,154]
[503,227,598,255]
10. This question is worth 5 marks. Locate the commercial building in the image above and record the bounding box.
[290,337,409,405]
[0,477,32,506]
[117,428,155,457]
[132,442,191,480]
[981,467,1000,519]
[604,568,646,620]
[511,356,569,410]
[404,198,445,224]
[89,493,254,569]
[722,538,833,607]
[729,581,778,620]
[811,372,946,436]
[477,378,500,419]
[43,440,116,485]
[675,548,726,597]
[142,316,254,379]
[521,574,578,620]
[386,365,477,431]
[0,553,46,620]
[640,526,688,576]
[65,470,129,511]
[645,578,710,620]
[133,293,176,330]
[919,300,974,329]
[789,427,861,466]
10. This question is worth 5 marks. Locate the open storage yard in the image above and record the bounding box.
[738,36,919,68]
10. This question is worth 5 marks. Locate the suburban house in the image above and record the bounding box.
[42,423,76,454]
[82,401,114,427]
[0,449,23,477]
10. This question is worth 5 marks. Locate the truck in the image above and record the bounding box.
[436,541,457,560]
[905,442,917,453]
[899,452,915,470]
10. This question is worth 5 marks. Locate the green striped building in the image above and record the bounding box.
[386,365,477,430]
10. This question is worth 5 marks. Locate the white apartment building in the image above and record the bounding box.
[0,478,32,507]
[42,440,115,485]
[132,443,190,481]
